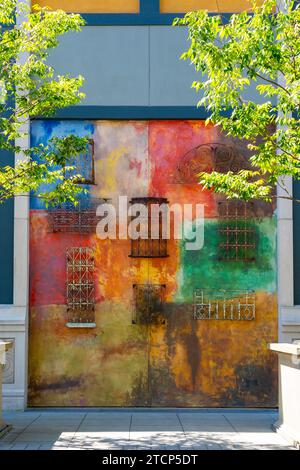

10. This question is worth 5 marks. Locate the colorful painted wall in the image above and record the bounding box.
[28,120,278,407]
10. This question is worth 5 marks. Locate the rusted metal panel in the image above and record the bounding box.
[28,120,278,407]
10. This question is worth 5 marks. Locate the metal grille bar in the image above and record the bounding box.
[49,198,107,233]
[66,247,95,325]
[129,197,168,258]
[193,289,255,321]
[218,200,256,261]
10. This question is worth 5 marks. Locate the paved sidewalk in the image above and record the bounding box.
[0,410,295,450]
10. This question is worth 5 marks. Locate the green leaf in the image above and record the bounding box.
[174,0,300,203]
[0,0,87,204]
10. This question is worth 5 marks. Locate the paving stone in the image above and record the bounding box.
[14,432,74,443]
[10,443,29,450]
[0,433,20,443]
[0,443,13,450]
[78,425,129,432]
[0,410,295,451]
[25,444,43,450]
[38,444,55,450]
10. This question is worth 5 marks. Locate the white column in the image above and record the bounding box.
[0,1,30,410]
[277,177,294,341]
[276,0,300,343]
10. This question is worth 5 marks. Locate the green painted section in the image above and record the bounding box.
[177,217,277,302]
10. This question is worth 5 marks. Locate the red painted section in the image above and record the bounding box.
[30,211,104,306]
[148,120,218,218]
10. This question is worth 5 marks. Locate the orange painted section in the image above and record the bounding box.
[160,0,265,13]
[35,0,139,13]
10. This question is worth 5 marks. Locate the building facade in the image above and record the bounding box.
[0,0,299,409]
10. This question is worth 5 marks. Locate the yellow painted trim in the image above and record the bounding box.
[216,0,264,12]
[160,0,265,13]
[160,0,218,13]
[34,0,140,14]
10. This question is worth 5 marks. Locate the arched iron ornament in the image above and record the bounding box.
[174,142,250,184]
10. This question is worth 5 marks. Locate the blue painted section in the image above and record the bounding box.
[0,149,14,304]
[38,106,214,120]
[293,180,300,305]
[140,0,159,15]
[30,120,94,210]
[80,13,184,25]
[0,63,14,303]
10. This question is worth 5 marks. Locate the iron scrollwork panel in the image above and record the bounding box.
[66,247,95,324]
[193,289,255,321]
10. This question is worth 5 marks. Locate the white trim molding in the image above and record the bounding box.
[277,176,295,341]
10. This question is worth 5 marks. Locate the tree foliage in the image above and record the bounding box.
[0,0,88,205]
[175,0,300,202]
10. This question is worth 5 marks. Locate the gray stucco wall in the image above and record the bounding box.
[48,26,271,108]
[48,26,199,106]
[47,26,201,107]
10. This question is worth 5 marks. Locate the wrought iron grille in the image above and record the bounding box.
[193,289,255,321]
[65,139,95,184]
[133,284,166,325]
[218,200,256,261]
[129,197,168,258]
[66,247,95,324]
[48,198,107,233]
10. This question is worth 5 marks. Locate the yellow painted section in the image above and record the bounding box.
[28,292,278,407]
[28,303,149,407]
[35,0,139,13]
[160,0,265,13]
[217,0,264,11]
[96,145,129,195]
